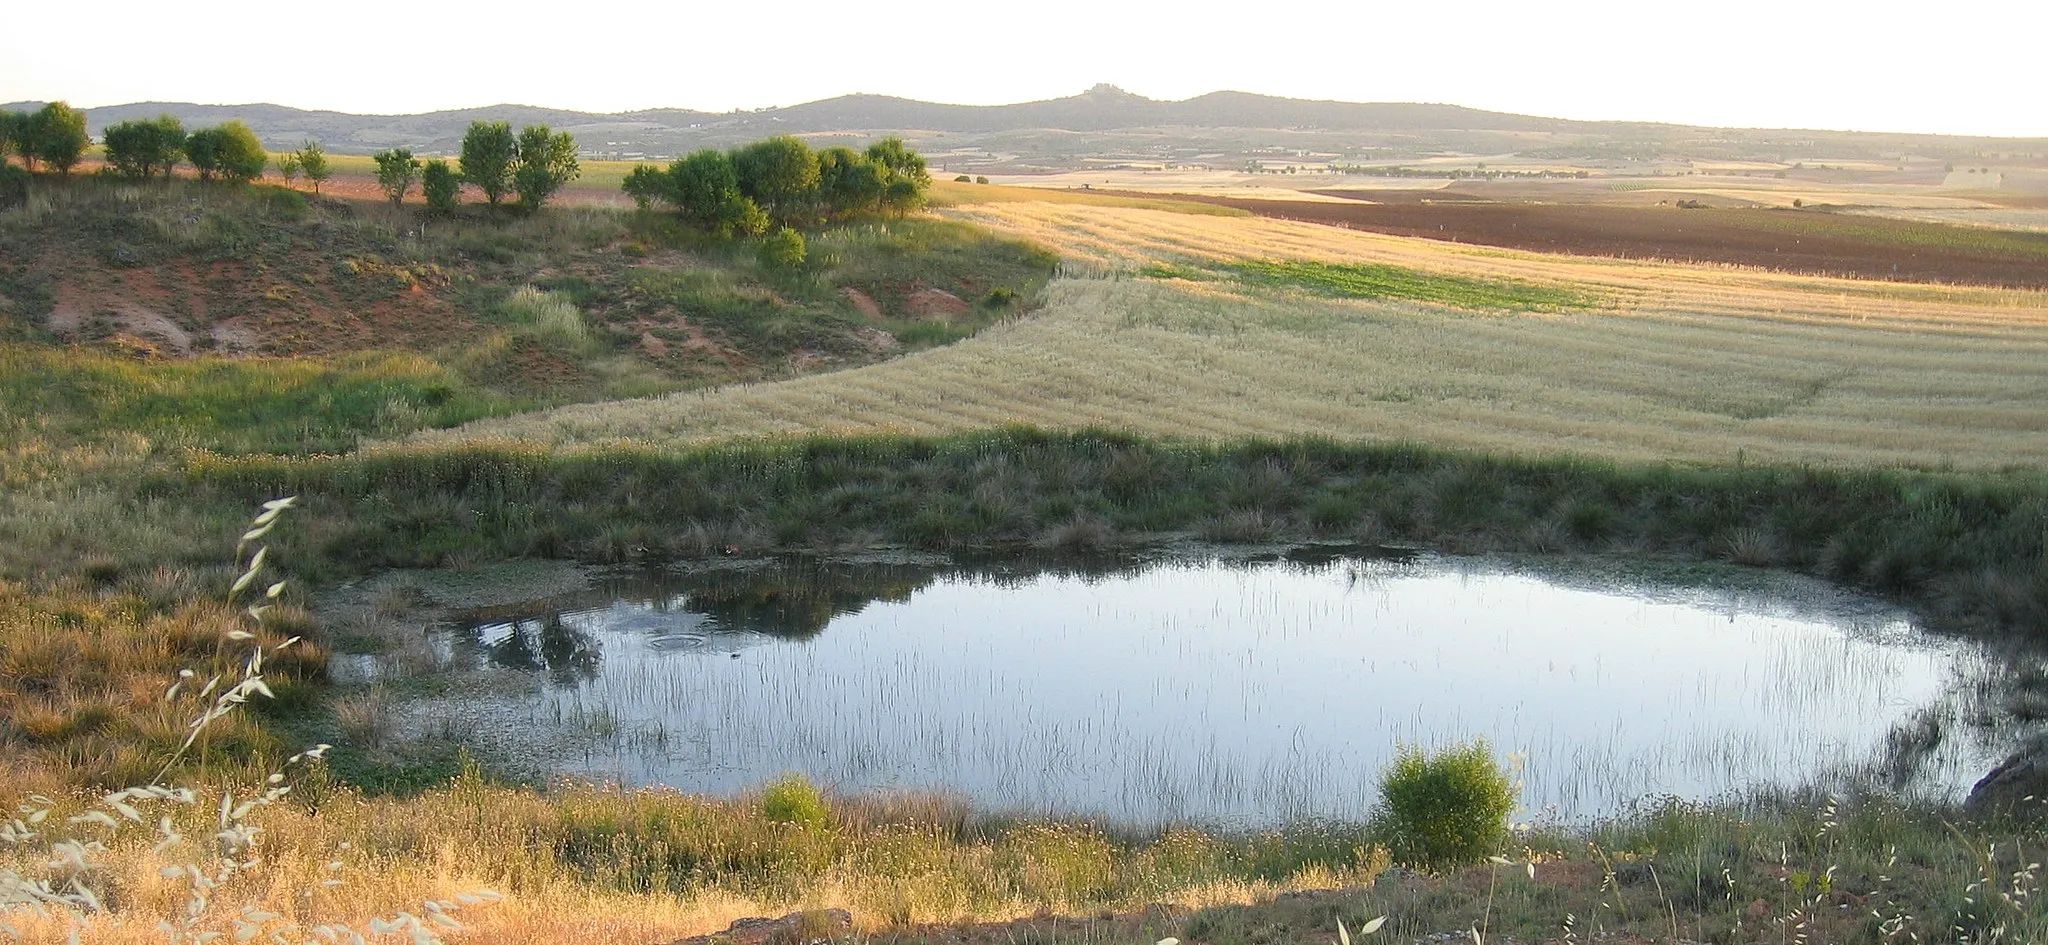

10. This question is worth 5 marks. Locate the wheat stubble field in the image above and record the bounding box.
[426,199,2048,470]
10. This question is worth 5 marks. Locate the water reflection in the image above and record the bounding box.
[439,551,2002,826]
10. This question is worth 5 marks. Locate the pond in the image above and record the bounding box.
[409,549,2000,827]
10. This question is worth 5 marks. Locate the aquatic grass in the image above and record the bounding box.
[145,429,2048,635]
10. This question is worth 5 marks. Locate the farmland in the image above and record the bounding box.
[434,199,2048,471]
[1094,190,2048,287]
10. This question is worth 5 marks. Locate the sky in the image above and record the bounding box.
[4,0,2044,138]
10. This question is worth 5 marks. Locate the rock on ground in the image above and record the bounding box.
[666,909,854,945]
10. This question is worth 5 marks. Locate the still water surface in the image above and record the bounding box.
[435,552,1993,825]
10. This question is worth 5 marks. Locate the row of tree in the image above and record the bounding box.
[3,102,581,215]
[0,102,90,174]
[622,136,930,236]
[100,115,285,183]
[366,121,580,214]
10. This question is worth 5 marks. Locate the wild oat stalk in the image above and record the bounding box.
[2,497,502,944]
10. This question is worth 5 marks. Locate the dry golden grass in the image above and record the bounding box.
[420,200,2048,470]
[0,783,1328,944]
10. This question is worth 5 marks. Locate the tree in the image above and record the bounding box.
[867,136,931,213]
[210,122,269,182]
[183,127,223,181]
[421,159,460,215]
[816,147,883,218]
[274,153,301,186]
[372,148,422,207]
[0,111,22,163]
[296,141,330,194]
[23,102,90,175]
[102,115,187,180]
[183,122,267,183]
[669,149,766,238]
[458,121,516,207]
[731,135,819,225]
[512,125,578,212]
[622,164,667,210]
[882,177,927,214]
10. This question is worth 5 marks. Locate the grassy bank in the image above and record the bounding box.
[171,431,2046,631]
[7,429,2045,799]
[6,764,2046,943]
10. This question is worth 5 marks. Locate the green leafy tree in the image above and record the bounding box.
[183,122,266,183]
[512,125,579,212]
[210,122,269,182]
[731,135,819,225]
[372,148,422,206]
[0,111,23,163]
[670,149,767,238]
[867,137,931,214]
[816,147,883,218]
[24,102,90,175]
[183,127,223,180]
[458,120,516,207]
[274,153,301,186]
[296,141,330,194]
[102,115,187,179]
[622,164,668,210]
[421,159,460,215]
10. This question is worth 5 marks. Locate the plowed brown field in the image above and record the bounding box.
[1098,190,2048,288]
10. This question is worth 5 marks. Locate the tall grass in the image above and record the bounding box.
[498,286,590,351]
[152,430,2048,635]
[0,345,522,455]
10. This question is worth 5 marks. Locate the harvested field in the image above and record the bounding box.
[1098,191,2048,288]
[423,201,2048,470]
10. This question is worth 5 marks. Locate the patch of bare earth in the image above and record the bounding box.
[840,286,885,318]
[903,287,970,318]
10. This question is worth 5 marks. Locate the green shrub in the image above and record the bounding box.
[1373,740,1516,871]
[760,772,830,830]
[421,159,461,215]
[0,163,28,210]
[758,226,807,269]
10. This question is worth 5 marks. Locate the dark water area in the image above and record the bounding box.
[414,550,2000,827]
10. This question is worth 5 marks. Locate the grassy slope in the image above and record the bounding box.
[433,202,2048,471]
[0,177,1056,456]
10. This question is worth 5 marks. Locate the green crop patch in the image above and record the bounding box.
[1221,259,1601,311]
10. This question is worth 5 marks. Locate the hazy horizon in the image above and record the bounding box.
[5,0,2044,140]
[5,85,2045,143]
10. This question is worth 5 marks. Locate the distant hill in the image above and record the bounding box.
[1,86,1618,155]
[6,85,2033,167]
